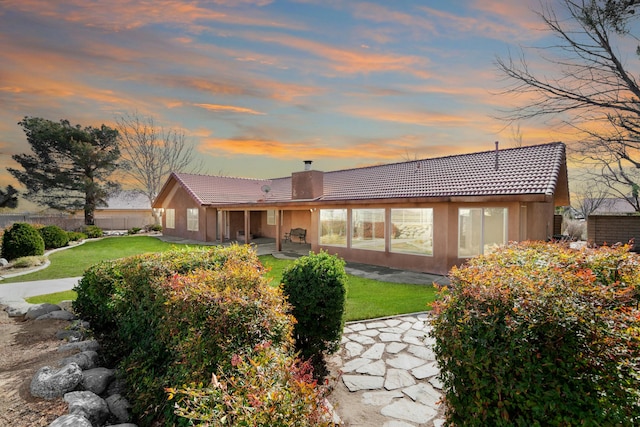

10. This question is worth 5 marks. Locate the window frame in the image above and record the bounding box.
[351,208,386,251]
[165,208,175,229]
[319,209,348,247]
[390,208,434,256]
[187,208,199,232]
[458,207,507,258]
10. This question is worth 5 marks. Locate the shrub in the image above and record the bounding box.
[431,241,640,426]
[168,342,333,426]
[281,250,347,378]
[10,255,46,269]
[563,218,586,240]
[67,231,87,242]
[1,222,45,261]
[127,227,141,235]
[81,225,103,238]
[39,225,69,249]
[145,223,162,232]
[74,244,295,426]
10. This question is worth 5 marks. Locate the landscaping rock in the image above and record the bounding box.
[106,393,132,423]
[55,329,84,341]
[30,363,83,399]
[64,390,110,426]
[0,258,8,267]
[37,310,76,321]
[81,367,115,395]
[25,303,61,320]
[60,350,99,370]
[58,339,99,353]
[48,413,93,427]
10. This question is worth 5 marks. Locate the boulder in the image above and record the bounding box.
[60,350,99,370]
[25,303,61,320]
[59,339,99,353]
[106,393,132,423]
[48,414,92,427]
[37,310,76,321]
[0,258,8,266]
[55,329,84,341]
[30,363,83,399]
[81,367,115,395]
[64,390,110,426]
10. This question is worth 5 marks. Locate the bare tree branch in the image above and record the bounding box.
[496,0,640,211]
[115,112,203,223]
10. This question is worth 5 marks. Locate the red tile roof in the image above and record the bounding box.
[166,142,567,206]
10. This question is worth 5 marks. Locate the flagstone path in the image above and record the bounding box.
[328,313,446,427]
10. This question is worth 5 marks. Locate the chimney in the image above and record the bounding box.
[292,161,323,200]
[494,141,499,171]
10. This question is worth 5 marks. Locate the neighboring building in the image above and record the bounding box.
[71,190,154,230]
[590,198,637,215]
[153,142,570,275]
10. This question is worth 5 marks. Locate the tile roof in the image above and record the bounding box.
[167,142,566,205]
[320,142,566,200]
[171,174,290,205]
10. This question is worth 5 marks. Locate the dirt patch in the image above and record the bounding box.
[0,306,70,426]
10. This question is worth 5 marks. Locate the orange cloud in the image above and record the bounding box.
[342,106,472,128]
[243,31,431,78]
[3,0,302,33]
[198,135,439,161]
[194,103,265,115]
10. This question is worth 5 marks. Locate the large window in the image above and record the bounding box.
[351,209,385,251]
[391,208,433,255]
[187,208,199,231]
[165,209,175,229]
[319,209,347,246]
[458,207,507,257]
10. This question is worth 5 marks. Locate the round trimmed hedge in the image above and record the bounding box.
[1,222,45,261]
[39,225,69,249]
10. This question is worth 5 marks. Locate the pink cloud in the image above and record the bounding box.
[194,103,266,115]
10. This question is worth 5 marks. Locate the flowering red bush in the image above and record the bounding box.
[431,242,640,426]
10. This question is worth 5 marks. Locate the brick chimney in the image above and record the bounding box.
[292,161,323,200]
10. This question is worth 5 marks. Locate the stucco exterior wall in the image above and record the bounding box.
[160,182,207,242]
[315,200,555,276]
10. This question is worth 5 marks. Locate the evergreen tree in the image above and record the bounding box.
[8,117,120,224]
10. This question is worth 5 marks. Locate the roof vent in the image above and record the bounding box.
[304,160,313,171]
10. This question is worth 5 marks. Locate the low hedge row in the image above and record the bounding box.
[431,242,640,426]
[73,245,331,426]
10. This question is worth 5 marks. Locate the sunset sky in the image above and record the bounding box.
[0,0,579,200]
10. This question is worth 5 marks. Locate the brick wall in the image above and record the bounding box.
[587,215,640,250]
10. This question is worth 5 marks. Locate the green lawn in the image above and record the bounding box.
[1,236,188,283]
[8,236,437,321]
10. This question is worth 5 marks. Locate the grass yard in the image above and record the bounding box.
[260,255,436,321]
[7,236,437,321]
[1,236,187,283]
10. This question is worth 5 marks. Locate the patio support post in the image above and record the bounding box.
[244,209,250,244]
[276,209,282,251]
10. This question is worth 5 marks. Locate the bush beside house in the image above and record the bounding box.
[282,251,347,379]
[431,242,640,426]
[73,245,331,426]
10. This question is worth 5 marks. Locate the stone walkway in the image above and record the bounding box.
[328,313,445,427]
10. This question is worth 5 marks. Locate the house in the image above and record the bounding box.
[152,142,570,275]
